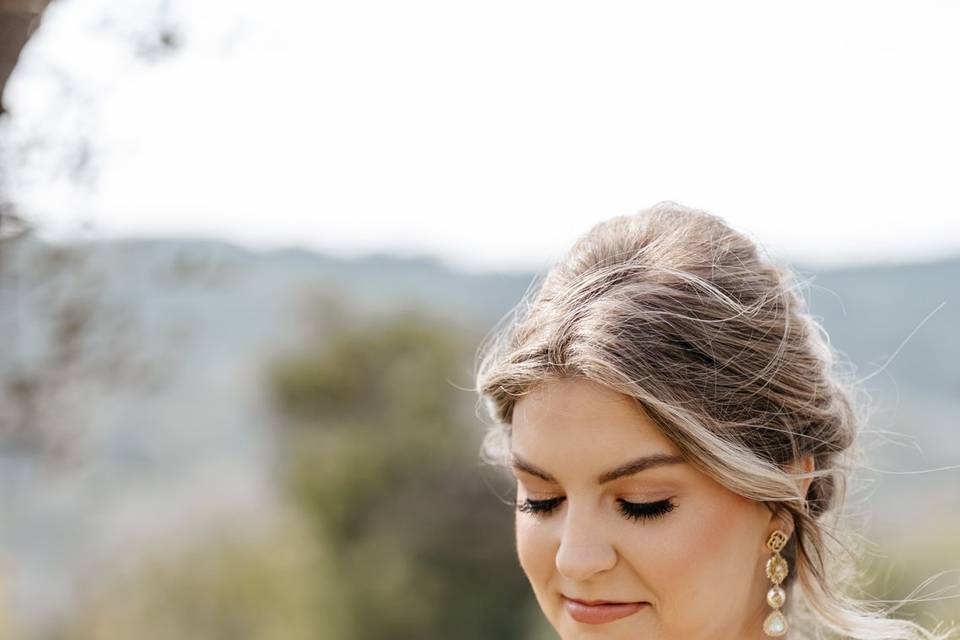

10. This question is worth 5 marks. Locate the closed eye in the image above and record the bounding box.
[618,497,676,522]
[516,497,676,523]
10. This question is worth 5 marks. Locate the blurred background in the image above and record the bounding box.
[1,1,958,638]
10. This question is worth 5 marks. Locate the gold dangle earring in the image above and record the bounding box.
[762,529,790,637]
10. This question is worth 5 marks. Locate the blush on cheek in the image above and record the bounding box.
[514,518,563,627]
[515,517,548,579]
[650,500,741,587]
[665,497,762,621]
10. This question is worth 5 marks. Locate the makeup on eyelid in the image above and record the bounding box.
[516,495,678,523]
[517,478,680,500]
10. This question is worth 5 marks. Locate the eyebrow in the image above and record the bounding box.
[511,451,686,485]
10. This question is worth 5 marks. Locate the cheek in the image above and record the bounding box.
[635,494,762,622]
[515,514,554,586]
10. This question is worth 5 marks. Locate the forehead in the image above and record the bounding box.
[511,377,678,455]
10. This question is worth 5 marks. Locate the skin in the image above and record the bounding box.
[510,377,813,640]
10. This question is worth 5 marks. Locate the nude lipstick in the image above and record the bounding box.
[563,596,649,624]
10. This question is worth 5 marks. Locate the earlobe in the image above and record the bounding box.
[770,509,796,540]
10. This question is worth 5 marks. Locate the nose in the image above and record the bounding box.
[555,501,617,580]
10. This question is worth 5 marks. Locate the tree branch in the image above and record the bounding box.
[0,0,51,115]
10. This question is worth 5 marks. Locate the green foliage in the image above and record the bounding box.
[55,516,341,640]
[268,305,467,427]
[44,299,539,639]
[267,302,535,639]
[862,523,960,632]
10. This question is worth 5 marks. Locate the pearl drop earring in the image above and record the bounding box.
[762,529,790,637]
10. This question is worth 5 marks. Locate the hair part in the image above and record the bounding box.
[474,201,959,640]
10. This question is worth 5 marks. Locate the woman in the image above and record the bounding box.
[474,202,957,639]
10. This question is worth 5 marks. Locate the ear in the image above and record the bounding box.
[768,453,815,538]
[793,453,815,501]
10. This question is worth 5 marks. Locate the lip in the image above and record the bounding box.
[562,596,648,624]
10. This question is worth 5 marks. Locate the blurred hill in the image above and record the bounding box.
[1,235,958,632]
[795,258,960,520]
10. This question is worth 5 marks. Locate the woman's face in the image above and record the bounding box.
[510,377,787,640]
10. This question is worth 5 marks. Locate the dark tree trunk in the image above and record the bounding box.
[0,0,50,115]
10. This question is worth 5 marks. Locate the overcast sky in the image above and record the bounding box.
[4,0,959,274]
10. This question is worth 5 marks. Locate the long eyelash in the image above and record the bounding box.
[516,497,676,522]
[516,497,564,517]
[617,498,676,522]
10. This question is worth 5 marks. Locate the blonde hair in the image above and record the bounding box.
[474,201,958,640]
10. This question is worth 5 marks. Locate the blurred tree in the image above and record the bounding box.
[0,0,51,225]
[0,0,180,462]
[0,227,168,465]
[0,0,185,226]
[266,296,535,639]
[0,0,50,117]
[53,514,340,640]
[46,296,540,640]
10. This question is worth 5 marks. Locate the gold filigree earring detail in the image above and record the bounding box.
[763,529,790,637]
